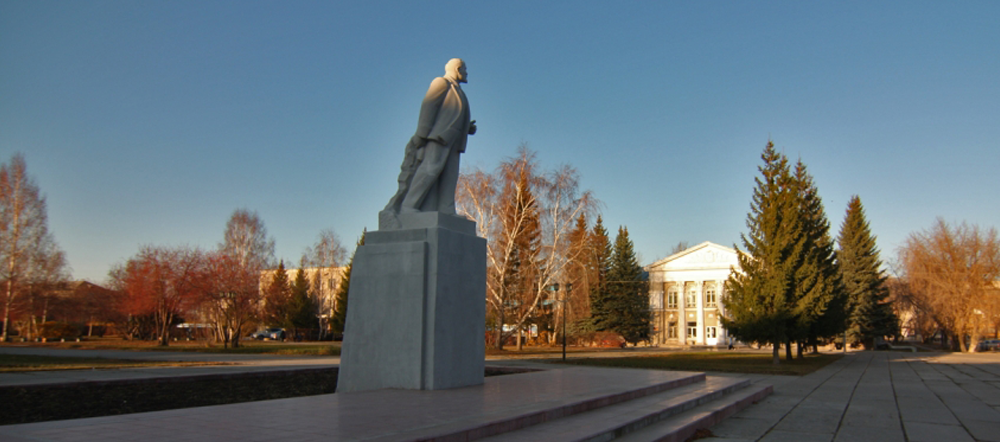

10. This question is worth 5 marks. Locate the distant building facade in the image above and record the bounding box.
[645,242,740,347]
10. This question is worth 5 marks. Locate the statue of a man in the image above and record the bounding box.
[381,58,476,229]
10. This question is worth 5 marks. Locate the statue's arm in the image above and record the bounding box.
[412,77,449,143]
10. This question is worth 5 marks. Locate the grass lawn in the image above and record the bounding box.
[485,346,625,356]
[558,351,843,376]
[11,337,342,356]
[137,343,341,356]
[0,354,227,372]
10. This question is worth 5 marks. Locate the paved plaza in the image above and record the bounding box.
[1,347,998,441]
[705,351,1000,442]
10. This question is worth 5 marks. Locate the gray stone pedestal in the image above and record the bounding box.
[337,212,486,393]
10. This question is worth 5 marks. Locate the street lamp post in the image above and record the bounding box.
[547,283,573,362]
[563,283,572,362]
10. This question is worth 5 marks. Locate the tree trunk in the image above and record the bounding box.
[772,343,780,365]
[785,339,793,361]
[2,275,13,341]
[158,312,172,346]
[496,308,505,350]
[232,324,242,348]
[796,341,804,359]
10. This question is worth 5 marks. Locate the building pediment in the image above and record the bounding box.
[647,242,740,272]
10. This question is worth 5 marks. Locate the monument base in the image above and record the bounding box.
[337,212,486,393]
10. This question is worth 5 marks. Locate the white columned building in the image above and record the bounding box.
[645,242,740,347]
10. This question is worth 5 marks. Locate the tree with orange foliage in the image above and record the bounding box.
[110,246,207,346]
[202,251,260,348]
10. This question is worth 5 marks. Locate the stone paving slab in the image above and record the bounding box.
[0,366,703,442]
[707,351,1000,442]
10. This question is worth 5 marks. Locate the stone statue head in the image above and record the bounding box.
[445,58,467,84]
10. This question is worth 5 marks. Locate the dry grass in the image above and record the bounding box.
[0,354,226,372]
[10,337,342,356]
[557,352,842,376]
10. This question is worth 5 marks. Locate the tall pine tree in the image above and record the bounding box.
[790,160,846,357]
[605,227,650,345]
[263,260,291,331]
[332,231,365,334]
[288,267,318,337]
[723,142,805,364]
[505,168,541,350]
[563,214,593,337]
[837,196,898,349]
[588,216,613,331]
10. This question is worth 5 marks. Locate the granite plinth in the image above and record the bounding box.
[337,213,486,392]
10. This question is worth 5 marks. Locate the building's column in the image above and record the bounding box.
[717,279,727,343]
[661,282,669,345]
[677,281,686,345]
[695,281,705,345]
[654,281,665,345]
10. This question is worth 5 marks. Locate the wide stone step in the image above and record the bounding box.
[615,382,774,442]
[377,369,706,441]
[477,376,769,442]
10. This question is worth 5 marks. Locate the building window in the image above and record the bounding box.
[686,290,697,307]
[667,290,678,308]
[668,322,677,338]
[706,326,717,338]
[706,289,717,308]
[687,322,697,338]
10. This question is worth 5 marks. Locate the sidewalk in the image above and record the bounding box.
[704,351,1000,442]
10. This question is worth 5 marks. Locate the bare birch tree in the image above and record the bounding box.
[897,219,1000,352]
[457,146,596,349]
[216,209,274,339]
[302,229,347,337]
[219,209,276,271]
[1,154,69,341]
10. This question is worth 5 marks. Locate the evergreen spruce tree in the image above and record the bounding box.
[263,260,291,330]
[722,142,805,364]
[288,267,318,338]
[563,214,592,336]
[606,227,650,345]
[588,216,613,331]
[507,169,541,349]
[837,196,898,349]
[790,161,846,357]
[332,231,365,334]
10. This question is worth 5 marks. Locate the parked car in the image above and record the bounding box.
[250,328,286,341]
[976,339,1000,352]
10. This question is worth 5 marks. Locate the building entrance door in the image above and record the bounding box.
[706,326,718,346]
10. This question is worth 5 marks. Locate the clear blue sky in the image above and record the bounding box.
[2,1,997,283]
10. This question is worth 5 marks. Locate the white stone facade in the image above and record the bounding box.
[645,242,740,347]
